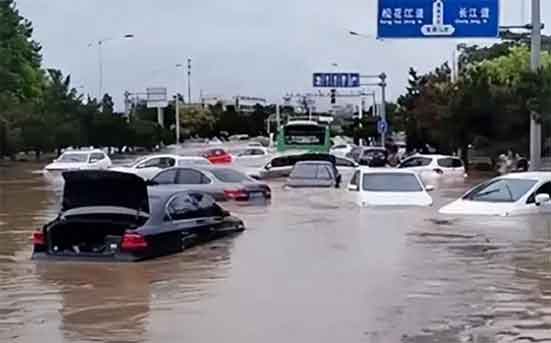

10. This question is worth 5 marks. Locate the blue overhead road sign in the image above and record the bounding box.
[313,73,360,88]
[377,0,499,39]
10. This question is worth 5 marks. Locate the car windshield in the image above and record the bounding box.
[57,153,89,163]
[362,150,386,159]
[463,179,537,203]
[291,164,319,179]
[210,168,249,183]
[362,173,423,192]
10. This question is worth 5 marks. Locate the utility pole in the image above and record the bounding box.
[530,0,541,170]
[175,94,181,144]
[187,58,192,104]
[380,73,387,147]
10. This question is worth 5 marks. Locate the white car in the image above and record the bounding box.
[439,172,551,217]
[347,168,433,207]
[235,147,270,159]
[44,150,111,171]
[111,154,211,180]
[330,144,356,158]
[399,154,465,178]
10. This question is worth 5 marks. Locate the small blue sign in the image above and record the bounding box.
[377,119,388,135]
[377,0,499,39]
[313,73,360,88]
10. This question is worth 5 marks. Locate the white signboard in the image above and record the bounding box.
[146,87,168,108]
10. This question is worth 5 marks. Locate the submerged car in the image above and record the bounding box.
[439,172,551,216]
[286,161,341,188]
[399,154,465,179]
[148,166,271,202]
[202,148,232,164]
[357,147,388,167]
[347,168,433,207]
[111,154,211,180]
[44,149,111,171]
[247,153,357,180]
[32,170,245,262]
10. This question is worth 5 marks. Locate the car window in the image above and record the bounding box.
[290,164,317,179]
[166,193,223,221]
[152,169,177,185]
[464,179,537,203]
[176,169,210,184]
[210,168,249,183]
[362,173,423,192]
[335,157,356,168]
[58,153,88,163]
[317,166,332,180]
[270,156,291,168]
[332,145,346,149]
[400,157,432,168]
[350,171,360,186]
[451,158,463,168]
[159,158,176,168]
[89,153,105,163]
[252,149,265,155]
[527,182,551,204]
[137,157,161,168]
[437,158,454,168]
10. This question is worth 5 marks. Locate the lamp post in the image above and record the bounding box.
[89,34,134,100]
[530,0,541,170]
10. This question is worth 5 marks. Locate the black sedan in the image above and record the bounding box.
[32,170,245,262]
[358,147,388,167]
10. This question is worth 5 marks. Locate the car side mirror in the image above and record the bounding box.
[348,184,359,192]
[425,185,435,192]
[535,193,550,206]
[265,163,272,170]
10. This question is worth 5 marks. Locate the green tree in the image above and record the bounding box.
[0,0,44,100]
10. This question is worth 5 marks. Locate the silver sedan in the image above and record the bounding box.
[148,166,271,202]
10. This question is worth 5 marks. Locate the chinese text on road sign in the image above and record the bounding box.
[313,73,361,88]
[378,0,499,39]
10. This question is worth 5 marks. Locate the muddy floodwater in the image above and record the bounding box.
[2,158,551,342]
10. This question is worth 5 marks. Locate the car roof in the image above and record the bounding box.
[295,161,333,166]
[62,150,100,155]
[499,172,551,181]
[409,154,460,159]
[358,167,417,175]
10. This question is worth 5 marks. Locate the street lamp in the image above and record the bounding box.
[89,34,134,100]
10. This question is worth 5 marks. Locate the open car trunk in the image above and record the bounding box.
[47,219,143,257]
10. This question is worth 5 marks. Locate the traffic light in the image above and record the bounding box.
[330,89,336,104]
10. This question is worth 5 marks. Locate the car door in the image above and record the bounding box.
[517,182,551,215]
[163,193,219,250]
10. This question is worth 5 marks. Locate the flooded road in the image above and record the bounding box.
[2,159,551,342]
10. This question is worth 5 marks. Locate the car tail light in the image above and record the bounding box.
[224,189,248,201]
[32,230,45,246]
[433,168,444,175]
[121,232,148,252]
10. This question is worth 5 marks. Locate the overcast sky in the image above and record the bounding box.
[15,0,551,110]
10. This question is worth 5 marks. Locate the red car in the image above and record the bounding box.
[203,148,232,164]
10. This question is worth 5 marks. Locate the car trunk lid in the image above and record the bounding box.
[61,170,149,216]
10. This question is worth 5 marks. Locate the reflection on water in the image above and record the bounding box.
[2,158,551,342]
